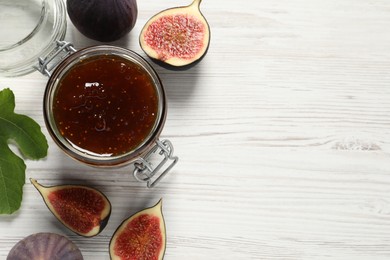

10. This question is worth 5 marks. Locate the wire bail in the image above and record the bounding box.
[133,139,178,188]
[37,41,76,77]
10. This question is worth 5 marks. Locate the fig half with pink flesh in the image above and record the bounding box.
[109,199,166,260]
[139,0,210,68]
[7,232,83,260]
[30,178,111,237]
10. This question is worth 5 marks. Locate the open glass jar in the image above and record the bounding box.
[0,0,67,76]
[42,43,178,187]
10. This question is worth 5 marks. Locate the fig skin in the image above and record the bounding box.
[139,0,210,69]
[67,0,138,42]
[7,232,83,260]
[30,178,111,237]
[109,199,166,260]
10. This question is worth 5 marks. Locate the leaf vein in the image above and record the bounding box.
[0,116,40,147]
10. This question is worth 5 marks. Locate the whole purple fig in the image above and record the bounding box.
[7,233,83,260]
[67,0,137,42]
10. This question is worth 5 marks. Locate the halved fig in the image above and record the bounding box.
[139,0,210,68]
[109,199,166,260]
[30,178,111,237]
[7,232,83,260]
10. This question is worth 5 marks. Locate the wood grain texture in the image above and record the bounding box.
[1,0,390,259]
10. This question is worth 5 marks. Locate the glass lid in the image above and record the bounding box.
[0,0,67,76]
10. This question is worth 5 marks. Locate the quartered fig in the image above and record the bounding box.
[110,199,166,260]
[139,0,210,68]
[67,0,138,42]
[7,232,83,260]
[30,178,111,237]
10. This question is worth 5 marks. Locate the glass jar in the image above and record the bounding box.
[0,0,177,187]
[0,0,67,76]
[43,44,178,188]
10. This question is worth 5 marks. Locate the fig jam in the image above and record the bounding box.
[53,54,158,157]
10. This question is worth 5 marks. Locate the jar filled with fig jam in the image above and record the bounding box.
[0,0,177,187]
[43,44,178,188]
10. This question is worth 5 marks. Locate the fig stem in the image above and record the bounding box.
[30,178,42,190]
[191,0,202,8]
[30,178,47,196]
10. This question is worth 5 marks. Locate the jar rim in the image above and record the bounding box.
[43,45,167,167]
[0,0,67,76]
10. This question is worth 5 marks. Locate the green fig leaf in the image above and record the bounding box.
[0,88,48,214]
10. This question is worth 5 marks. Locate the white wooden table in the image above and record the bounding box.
[1,0,390,259]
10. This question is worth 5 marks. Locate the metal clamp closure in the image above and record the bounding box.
[37,41,76,77]
[133,139,178,188]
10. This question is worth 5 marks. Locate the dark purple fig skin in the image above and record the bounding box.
[7,233,83,260]
[67,0,137,42]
